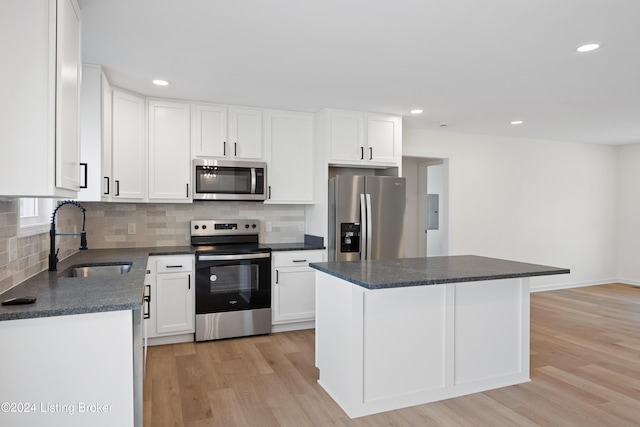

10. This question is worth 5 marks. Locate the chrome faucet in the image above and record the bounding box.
[49,200,88,271]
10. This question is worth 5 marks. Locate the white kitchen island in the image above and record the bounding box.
[311,255,569,418]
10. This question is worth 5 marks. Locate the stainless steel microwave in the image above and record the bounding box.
[193,159,266,201]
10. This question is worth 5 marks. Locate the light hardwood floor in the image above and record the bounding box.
[143,283,640,426]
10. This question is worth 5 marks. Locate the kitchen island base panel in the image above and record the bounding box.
[315,272,531,418]
[0,310,138,427]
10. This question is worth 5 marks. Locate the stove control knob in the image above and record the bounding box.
[202,225,207,230]
[245,224,250,229]
[194,225,199,230]
[252,223,257,229]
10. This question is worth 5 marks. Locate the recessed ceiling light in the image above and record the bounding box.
[410,109,423,114]
[152,79,170,86]
[576,43,600,53]
[511,120,524,125]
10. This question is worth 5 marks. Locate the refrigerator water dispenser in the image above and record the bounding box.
[340,223,361,253]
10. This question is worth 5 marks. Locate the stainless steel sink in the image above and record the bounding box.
[60,262,133,278]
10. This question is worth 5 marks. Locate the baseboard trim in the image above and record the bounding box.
[531,278,619,293]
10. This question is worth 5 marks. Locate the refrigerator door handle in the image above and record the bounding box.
[365,193,373,260]
[360,193,367,260]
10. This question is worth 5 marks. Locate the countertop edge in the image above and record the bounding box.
[310,256,571,290]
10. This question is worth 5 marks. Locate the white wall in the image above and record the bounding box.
[617,143,640,284]
[402,157,420,257]
[404,128,619,290]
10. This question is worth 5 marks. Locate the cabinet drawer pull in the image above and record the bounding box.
[143,284,151,319]
[293,259,307,263]
[165,265,183,268]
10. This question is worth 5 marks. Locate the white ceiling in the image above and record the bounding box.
[78,0,640,146]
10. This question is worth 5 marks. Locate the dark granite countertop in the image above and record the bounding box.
[0,247,194,322]
[267,242,325,251]
[309,255,570,290]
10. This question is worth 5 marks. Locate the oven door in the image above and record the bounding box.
[195,252,271,313]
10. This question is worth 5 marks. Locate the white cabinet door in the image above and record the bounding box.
[78,64,109,201]
[147,256,195,338]
[0,0,80,197]
[273,267,317,323]
[272,250,325,325]
[112,89,146,200]
[264,110,314,204]
[367,114,401,165]
[229,107,263,159]
[101,73,113,200]
[155,272,194,334]
[148,100,191,201]
[192,103,228,157]
[328,110,366,164]
[55,0,82,191]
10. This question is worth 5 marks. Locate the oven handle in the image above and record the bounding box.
[197,252,271,261]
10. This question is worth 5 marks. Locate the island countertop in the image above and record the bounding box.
[310,255,570,290]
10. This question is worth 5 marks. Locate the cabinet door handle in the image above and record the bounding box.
[234,142,237,156]
[223,141,226,156]
[143,284,151,319]
[369,147,373,160]
[360,146,364,160]
[115,180,120,196]
[186,183,189,198]
[103,177,110,195]
[275,269,279,284]
[188,273,191,290]
[293,259,307,263]
[80,163,88,189]
[268,186,271,199]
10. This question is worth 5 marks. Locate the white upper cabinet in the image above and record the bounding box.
[191,103,228,157]
[112,89,147,200]
[264,110,314,204]
[324,109,402,168]
[328,110,366,163]
[192,104,263,160]
[77,64,111,202]
[148,100,191,202]
[367,114,402,164]
[229,107,263,159]
[0,0,81,197]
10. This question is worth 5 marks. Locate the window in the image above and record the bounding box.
[19,198,53,237]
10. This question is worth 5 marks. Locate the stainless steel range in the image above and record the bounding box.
[191,219,272,341]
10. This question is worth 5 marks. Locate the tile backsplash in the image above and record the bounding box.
[82,202,306,248]
[0,199,307,293]
[0,199,80,294]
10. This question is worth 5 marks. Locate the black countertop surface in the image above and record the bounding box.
[310,255,570,290]
[0,247,192,322]
[0,242,324,322]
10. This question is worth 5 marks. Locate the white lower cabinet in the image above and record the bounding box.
[272,250,325,331]
[145,255,195,345]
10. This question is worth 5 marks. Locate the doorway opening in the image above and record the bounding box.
[402,156,450,257]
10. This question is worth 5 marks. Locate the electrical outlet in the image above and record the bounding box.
[266,222,272,232]
[128,223,136,235]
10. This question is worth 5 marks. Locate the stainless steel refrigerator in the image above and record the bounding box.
[328,175,406,261]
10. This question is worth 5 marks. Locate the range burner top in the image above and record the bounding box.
[190,219,270,254]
